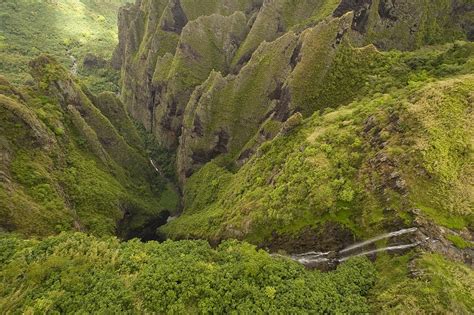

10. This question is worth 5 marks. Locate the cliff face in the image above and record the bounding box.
[0,56,178,238]
[115,0,472,185]
[110,0,474,253]
[113,0,262,145]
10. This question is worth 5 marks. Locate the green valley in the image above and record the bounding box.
[0,0,473,313]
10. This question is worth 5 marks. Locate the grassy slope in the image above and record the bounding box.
[372,252,474,313]
[0,0,130,93]
[0,56,178,237]
[164,42,474,243]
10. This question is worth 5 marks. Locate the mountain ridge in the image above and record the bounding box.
[0,0,473,313]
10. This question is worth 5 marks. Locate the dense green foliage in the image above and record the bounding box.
[0,1,472,313]
[0,0,130,92]
[0,56,178,237]
[0,233,376,313]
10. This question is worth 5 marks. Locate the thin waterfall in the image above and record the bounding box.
[290,252,331,264]
[150,159,160,173]
[276,228,421,268]
[338,243,420,262]
[291,251,330,258]
[339,228,418,254]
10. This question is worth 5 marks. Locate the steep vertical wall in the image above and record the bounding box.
[113,0,263,146]
[114,0,472,183]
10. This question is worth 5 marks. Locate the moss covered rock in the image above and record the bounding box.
[0,55,178,238]
[163,44,474,249]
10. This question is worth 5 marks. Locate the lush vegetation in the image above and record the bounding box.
[0,0,131,93]
[0,55,178,237]
[371,253,474,313]
[0,1,472,314]
[0,233,376,313]
[164,42,474,244]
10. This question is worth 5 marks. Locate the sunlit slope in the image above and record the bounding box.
[0,0,130,91]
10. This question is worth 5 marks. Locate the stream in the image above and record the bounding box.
[67,49,78,75]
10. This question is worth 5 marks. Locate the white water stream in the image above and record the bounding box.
[277,228,420,267]
[150,159,160,174]
[339,227,418,254]
[338,242,420,262]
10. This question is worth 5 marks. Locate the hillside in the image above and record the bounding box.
[163,43,474,245]
[110,0,473,250]
[0,0,131,93]
[0,55,178,239]
[0,0,473,313]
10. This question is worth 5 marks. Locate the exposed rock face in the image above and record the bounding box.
[177,32,299,181]
[414,213,474,267]
[161,0,188,33]
[333,0,372,32]
[263,222,356,254]
[358,0,473,50]
[153,11,251,148]
[112,2,141,70]
[114,0,263,138]
[114,0,472,185]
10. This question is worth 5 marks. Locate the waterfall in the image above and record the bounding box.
[150,159,160,173]
[291,251,331,258]
[276,228,421,268]
[290,252,331,264]
[339,227,418,254]
[338,243,420,262]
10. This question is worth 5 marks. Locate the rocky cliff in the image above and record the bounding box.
[112,0,473,252]
[114,0,472,186]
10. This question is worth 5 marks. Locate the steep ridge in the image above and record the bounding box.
[113,0,263,145]
[115,0,472,184]
[112,0,474,252]
[0,55,178,238]
[163,52,474,249]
